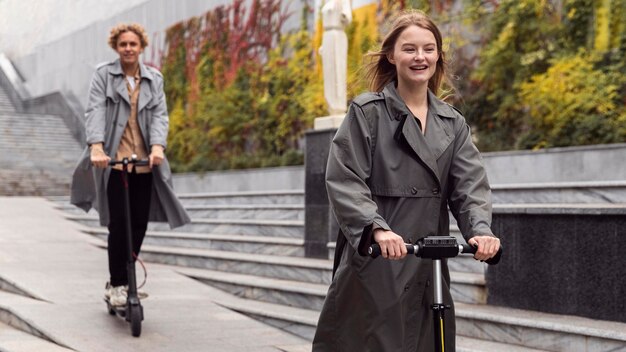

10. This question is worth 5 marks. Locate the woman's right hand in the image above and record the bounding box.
[373,228,407,260]
[90,143,110,169]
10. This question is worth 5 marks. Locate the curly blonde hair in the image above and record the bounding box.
[108,23,149,50]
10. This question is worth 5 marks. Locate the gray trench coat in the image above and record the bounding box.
[312,82,494,352]
[70,59,190,229]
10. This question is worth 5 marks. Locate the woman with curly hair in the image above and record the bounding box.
[71,23,190,306]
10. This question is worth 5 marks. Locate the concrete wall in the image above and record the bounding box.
[12,0,303,109]
[171,143,626,193]
[172,166,305,194]
[482,143,626,184]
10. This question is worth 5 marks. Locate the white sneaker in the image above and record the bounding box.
[123,285,149,299]
[104,282,113,300]
[108,285,127,307]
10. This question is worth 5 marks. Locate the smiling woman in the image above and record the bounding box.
[313,10,501,352]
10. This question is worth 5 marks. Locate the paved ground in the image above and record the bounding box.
[0,197,311,352]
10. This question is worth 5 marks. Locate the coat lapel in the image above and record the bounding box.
[109,60,131,106]
[424,90,455,160]
[114,78,131,106]
[137,81,153,113]
[137,62,154,113]
[400,113,440,183]
[383,83,459,184]
[383,83,440,183]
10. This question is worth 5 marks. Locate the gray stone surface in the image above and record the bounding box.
[0,82,82,196]
[88,228,306,257]
[488,210,626,323]
[0,197,310,351]
[168,144,626,197]
[177,191,304,206]
[174,168,305,193]
[492,181,626,204]
[482,143,626,184]
[68,215,306,238]
[455,303,626,352]
[304,128,339,258]
[137,244,333,285]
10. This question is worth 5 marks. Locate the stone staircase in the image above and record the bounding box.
[0,83,82,196]
[51,182,626,352]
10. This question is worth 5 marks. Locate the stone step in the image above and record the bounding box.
[183,204,304,220]
[131,243,333,285]
[67,214,305,238]
[172,262,485,310]
[456,336,551,352]
[206,289,626,351]
[175,266,327,311]
[455,302,626,352]
[59,203,304,221]
[0,291,70,350]
[192,279,319,341]
[0,170,71,196]
[171,278,611,351]
[85,227,305,257]
[0,140,79,149]
[177,190,304,205]
[491,181,626,204]
[0,322,73,352]
[92,236,486,304]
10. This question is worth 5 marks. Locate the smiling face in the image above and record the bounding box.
[387,25,439,89]
[116,31,143,67]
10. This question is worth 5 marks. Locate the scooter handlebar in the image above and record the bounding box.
[368,243,472,258]
[108,155,150,167]
[368,237,501,265]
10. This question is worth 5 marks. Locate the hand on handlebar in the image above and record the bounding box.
[373,228,407,260]
[468,235,500,261]
[90,143,111,169]
[149,145,164,169]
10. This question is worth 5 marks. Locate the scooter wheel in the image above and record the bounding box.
[130,306,142,337]
[108,307,116,316]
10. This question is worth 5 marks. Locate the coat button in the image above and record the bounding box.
[404,284,410,292]
[411,187,418,195]
[426,280,431,287]
[432,188,440,195]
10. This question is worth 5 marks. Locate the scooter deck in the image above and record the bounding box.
[104,297,127,317]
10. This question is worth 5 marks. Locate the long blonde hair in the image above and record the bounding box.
[363,10,448,94]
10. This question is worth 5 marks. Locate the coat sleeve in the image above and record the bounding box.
[84,69,107,146]
[149,74,169,148]
[325,103,391,255]
[447,118,494,240]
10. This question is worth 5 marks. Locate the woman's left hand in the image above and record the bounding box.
[468,235,500,261]
[149,145,165,168]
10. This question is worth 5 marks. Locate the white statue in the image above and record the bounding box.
[320,0,352,116]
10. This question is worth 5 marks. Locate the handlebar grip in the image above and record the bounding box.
[485,246,503,265]
[368,244,416,258]
[461,243,503,265]
[460,243,477,254]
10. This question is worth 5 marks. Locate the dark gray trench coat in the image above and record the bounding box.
[312,82,494,352]
[70,59,190,229]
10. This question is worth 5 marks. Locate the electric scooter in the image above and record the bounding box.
[369,236,502,352]
[104,155,148,337]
